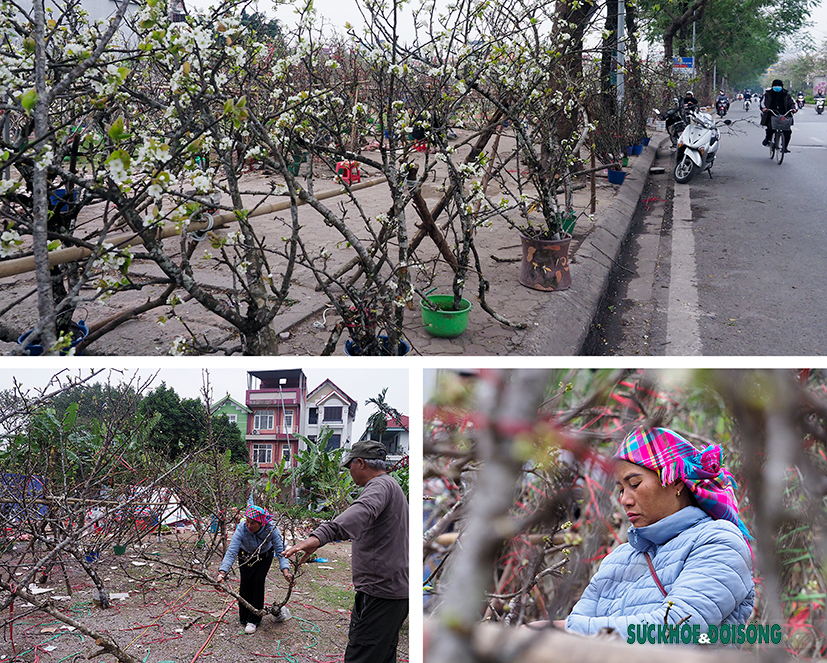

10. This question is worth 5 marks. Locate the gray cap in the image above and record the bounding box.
[341,440,387,467]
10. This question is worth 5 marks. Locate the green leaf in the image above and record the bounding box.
[20,89,38,111]
[63,402,79,432]
[107,116,126,143]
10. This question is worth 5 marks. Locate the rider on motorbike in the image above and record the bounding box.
[716,90,730,110]
[761,79,796,151]
[682,90,699,113]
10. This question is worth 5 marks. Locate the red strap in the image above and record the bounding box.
[645,552,668,597]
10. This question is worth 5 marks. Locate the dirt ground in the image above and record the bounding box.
[1,537,409,663]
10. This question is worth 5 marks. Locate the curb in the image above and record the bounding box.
[521,132,669,355]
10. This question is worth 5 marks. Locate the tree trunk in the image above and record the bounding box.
[600,0,619,118]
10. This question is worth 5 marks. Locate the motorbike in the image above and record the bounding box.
[653,98,688,147]
[797,93,805,110]
[744,97,751,111]
[673,110,731,184]
[715,98,730,117]
[816,97,825,115]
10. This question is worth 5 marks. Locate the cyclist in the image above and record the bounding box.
[761,79,796,152]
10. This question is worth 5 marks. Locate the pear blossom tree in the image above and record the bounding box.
[0,0,300,354]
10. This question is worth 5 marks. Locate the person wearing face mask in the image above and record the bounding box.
[760,79,796,151]
[560,428,754,636]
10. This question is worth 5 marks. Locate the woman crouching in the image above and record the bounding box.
[216,505,292,634]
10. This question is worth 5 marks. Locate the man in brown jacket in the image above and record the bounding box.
[283,440,408,663]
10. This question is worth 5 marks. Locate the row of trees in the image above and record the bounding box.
[424,369,827,663]
[0,0,816,355]
[773,39,827,96]
[637,0,817,94]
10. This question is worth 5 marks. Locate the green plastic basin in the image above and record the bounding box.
[420,295,472,338]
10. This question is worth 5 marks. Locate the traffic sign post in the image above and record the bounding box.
[672,57,694,74]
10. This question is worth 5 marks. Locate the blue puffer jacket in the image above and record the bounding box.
[566,506,754,636]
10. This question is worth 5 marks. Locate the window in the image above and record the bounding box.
[227,414,238,424]
[326,434,341,451]
[308,407,318,425]
[388,434,404,455]
[323,406,343,422]
[284,411,293,432]
[252,443,272,465]
[281,443,291,462]
[253,410,274,430]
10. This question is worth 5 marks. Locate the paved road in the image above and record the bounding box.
[584,104,827,356]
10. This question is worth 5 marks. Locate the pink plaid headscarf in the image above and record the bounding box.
[615,428,751,541]
[245,504,271,526]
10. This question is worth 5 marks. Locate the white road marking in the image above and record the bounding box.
[666,184,702,355]
[810,136,824,144]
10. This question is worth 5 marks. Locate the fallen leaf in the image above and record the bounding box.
[40,627,58,634]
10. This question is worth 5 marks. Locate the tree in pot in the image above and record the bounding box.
[473,12,595,292]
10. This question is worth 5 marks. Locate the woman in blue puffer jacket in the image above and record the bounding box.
[564,428,754,637]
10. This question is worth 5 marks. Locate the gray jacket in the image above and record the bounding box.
[312,473,408,599]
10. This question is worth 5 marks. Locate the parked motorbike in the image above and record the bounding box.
[715,99,730,117]
[653,98,688,147]
[797,93,805,110]
[673,110,731,184]
[816,97,825,115]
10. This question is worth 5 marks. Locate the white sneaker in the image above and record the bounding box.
[273,607,291,623]
[244,623,257,634]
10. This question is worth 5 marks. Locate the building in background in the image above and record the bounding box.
[209,394,251,435]
[245,369,307,472]
[305,379,358,452]
[359,413,409,464]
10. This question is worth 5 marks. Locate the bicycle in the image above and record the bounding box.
[767,109,794,164]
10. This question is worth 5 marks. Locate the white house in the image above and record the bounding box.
[304,379,358,452]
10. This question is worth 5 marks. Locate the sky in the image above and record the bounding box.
[0,362,409,442]
[809,0,827,43]
[186,0,827,47]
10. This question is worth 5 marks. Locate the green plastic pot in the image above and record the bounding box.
[420,295,472,338]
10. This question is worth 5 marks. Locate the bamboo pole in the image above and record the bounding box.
[0,175,388,278]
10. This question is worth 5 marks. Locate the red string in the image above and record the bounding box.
[191,600,232,663]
